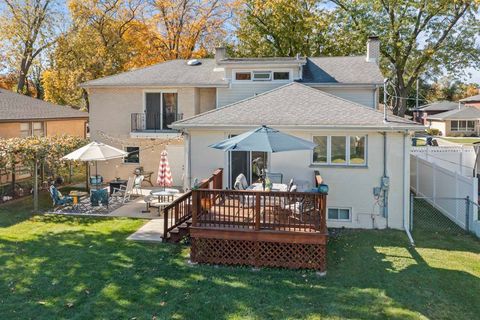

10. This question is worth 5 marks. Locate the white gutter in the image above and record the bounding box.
[403,130,415,246]
[170,124,426,131]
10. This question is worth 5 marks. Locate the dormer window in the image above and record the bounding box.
[235,72,251,80]
[252,71,272,81]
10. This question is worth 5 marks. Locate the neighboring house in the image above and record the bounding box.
[460,93,480,107]
[427,106,480,136]
[0,89,88,139]
[413,101,459,125]
[83,36,423,230]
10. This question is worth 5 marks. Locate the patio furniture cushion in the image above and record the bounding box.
[234,174,248,190]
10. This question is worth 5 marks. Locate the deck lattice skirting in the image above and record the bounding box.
[163,169,328,271]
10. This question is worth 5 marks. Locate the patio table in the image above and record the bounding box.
[69,190,89,211]
[150,189,180,203]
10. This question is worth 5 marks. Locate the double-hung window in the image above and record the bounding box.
[312,135,367,166]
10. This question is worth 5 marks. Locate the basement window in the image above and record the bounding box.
[124,147,140,164]
[328,208,351,221]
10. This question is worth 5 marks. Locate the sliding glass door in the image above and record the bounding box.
[229,147,268,188]
[145,92,178,131]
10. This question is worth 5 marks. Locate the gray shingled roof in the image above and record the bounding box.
[301,56,384,84]
[460,94,480,102]
[81,55,383,88]
[427,106,480,121]
[81,59,228,88]
[417,101,459,112]
[0,89,87,121]
[171,82,422,130]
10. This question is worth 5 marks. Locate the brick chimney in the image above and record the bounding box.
[366,36,380,64]
[215,47,227,63]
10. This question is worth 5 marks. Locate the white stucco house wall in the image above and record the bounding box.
[81,36,423,231]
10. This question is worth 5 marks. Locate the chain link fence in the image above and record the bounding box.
[411,196,468,235]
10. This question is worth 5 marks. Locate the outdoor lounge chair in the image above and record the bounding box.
[49,185,73,208]
[112,176,134,204]
[234,173,255,207]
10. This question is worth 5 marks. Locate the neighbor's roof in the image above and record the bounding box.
[301,56,384,85]
[416,101,459,112]
[80,59,228,88]
[171,82,423,130]
[80,55,383,88]
[427,106,480,121]
[0,89,88,121]
[460,94,480,103]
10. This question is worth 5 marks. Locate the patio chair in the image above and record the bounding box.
[133,175,144,196]
[90,188,109,210]
[49,185,73,208]
[89,175,104,188]
[112,176,134,204]
[234,173,255,208]
[266,172,283,184]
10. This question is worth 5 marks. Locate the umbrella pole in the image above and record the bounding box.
[85,162,89,192]
[95,161,99,190]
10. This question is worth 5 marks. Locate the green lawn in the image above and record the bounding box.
[439,137,480,145]
[0,193,479,319]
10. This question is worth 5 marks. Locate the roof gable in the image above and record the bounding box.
[427,106,480,120]
[417,101,458,111]
[0,89,87,121]
[172,82,421,130]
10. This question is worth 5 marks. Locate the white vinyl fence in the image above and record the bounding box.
[411,146,477,177]
[411,154,478,230]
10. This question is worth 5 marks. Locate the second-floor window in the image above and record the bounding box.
[234,71,291,82]
[145,92,178,131]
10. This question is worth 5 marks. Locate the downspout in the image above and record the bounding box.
[382,131,389,227]
[403,130,415,246]
[183,129,192,189]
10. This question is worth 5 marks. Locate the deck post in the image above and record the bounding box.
[319,195,327,233]
[192,190,199,227]
[163,207,168,241]
[255,192,261,230]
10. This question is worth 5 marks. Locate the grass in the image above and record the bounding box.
[439,137,480,145]
[0,194,479,319]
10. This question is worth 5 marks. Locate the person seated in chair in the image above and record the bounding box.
[49,182,73,207]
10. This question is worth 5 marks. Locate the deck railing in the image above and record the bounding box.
[162,168,223,240]
[191,189,327,233]
[131,112,183,132]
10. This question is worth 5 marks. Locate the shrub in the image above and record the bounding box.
[426,128,440,136]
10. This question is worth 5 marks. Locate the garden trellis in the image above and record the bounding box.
[0,135,87,210]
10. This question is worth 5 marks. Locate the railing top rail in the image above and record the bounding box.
[194,188,327,197]
[163,190,192,211]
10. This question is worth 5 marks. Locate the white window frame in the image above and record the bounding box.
[232,69,292,83]
[327,207,352,222]
[143,89,178,131]
[311,135,368,167]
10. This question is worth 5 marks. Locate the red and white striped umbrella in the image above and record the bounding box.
[157,150,173,188]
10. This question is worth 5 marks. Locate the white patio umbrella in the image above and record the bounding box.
[62,141,128,188]
[157,150,173,190]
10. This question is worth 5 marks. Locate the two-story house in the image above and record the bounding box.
[82,36,423,230]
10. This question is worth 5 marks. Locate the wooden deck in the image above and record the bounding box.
[163,169,328,271]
